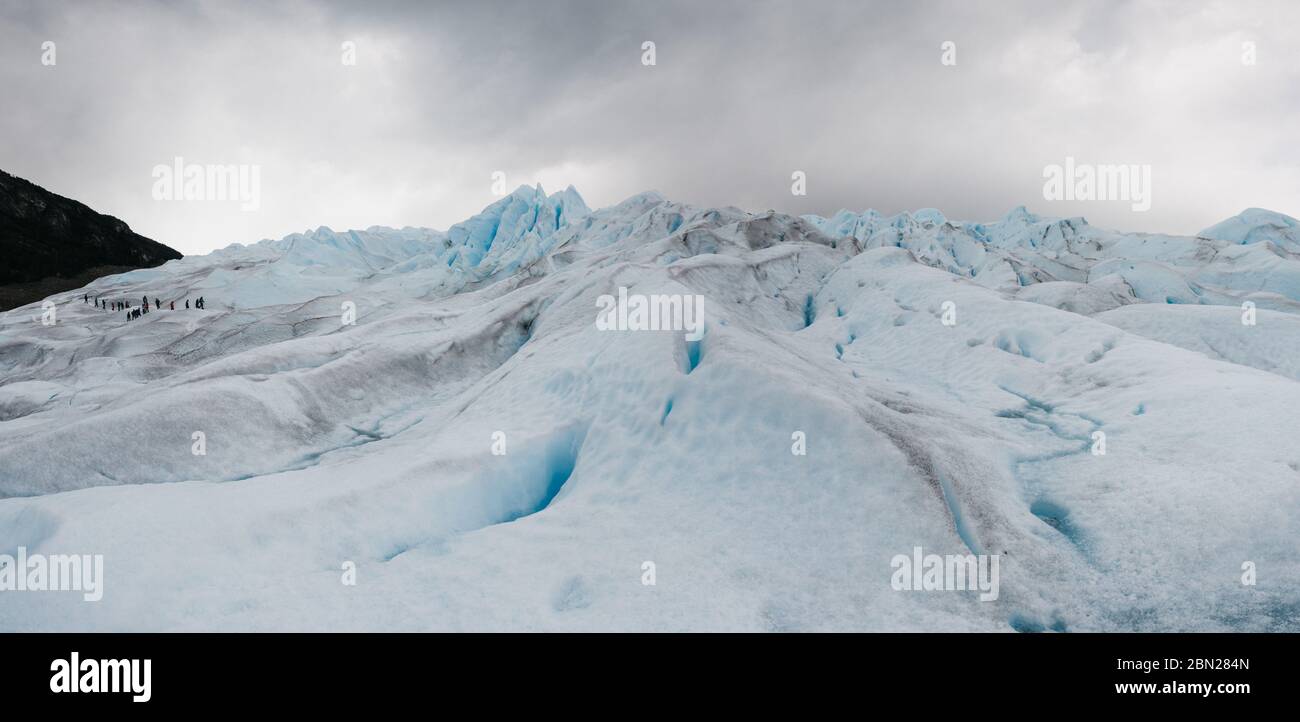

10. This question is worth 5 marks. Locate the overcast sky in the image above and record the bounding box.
[3,0,1298,256]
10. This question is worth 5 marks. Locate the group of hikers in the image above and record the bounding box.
[84,293,206,321]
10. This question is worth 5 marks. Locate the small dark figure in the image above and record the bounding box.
[84,294,88,303]
[170,301,174,310]
[185,300,190,309]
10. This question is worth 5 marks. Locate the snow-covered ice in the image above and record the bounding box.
[1,186,1297,631]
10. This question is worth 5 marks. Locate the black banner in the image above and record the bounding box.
[0,632,1287,710]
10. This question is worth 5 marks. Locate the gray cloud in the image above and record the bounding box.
[3,0,1298,255]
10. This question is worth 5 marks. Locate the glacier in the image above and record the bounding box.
[0,186,1297,631]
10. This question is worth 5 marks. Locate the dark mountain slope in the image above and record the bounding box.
[0,169,181,309]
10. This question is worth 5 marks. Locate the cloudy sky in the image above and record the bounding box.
[2,0,1298,255]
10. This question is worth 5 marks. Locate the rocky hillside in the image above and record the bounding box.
[0,169,180,308]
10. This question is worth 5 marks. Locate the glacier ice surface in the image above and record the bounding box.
[1,190,1297,631]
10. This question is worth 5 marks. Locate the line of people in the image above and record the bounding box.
[83,293,207,321]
